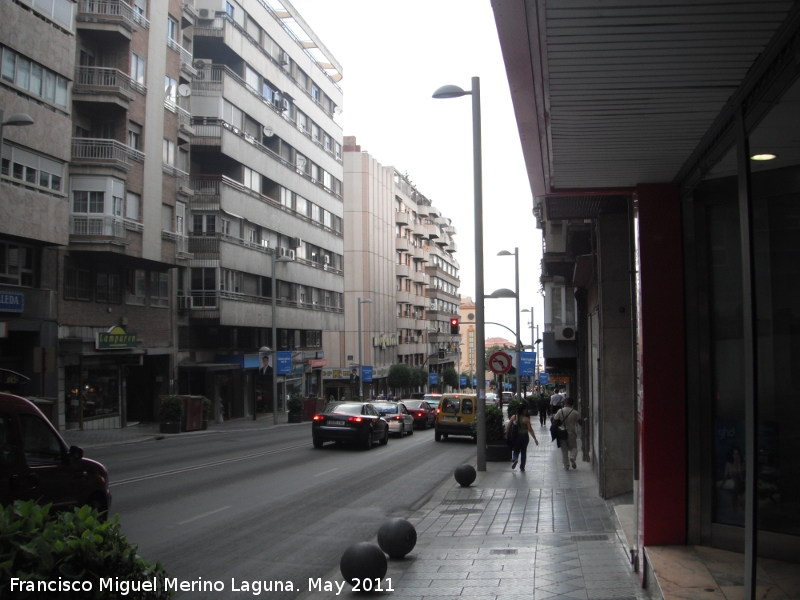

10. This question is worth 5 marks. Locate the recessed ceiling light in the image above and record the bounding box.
[750,153,777,161]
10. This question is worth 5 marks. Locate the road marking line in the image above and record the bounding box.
[314,468,338,477]
[178,506,231,525]
[117,454,153,462]
[110,443,310,487]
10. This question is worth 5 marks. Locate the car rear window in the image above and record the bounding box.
[404,401,424,409]
[441,398,460,413]
[373,403,397,414]
[324,403,363,415]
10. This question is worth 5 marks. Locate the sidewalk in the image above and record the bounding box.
[299,422,647,600]
[60,412,294,449]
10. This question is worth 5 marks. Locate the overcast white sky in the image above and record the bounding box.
[287,0,544,346]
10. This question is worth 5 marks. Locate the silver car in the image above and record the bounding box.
[372,401,414,436]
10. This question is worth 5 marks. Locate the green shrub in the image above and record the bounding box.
[158,396,183,422]
[0,501,172,599]
[287,394,304,415]
[471,405,507,443]
[506,397,520,419]
[201,396,211,419]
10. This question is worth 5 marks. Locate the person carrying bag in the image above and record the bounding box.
[550,397,583,471]
[506,402,538,472]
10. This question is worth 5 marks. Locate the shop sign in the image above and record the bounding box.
[550,375,570,384]
[96,326,137,350]
[0,291,24,313]
[372,333,398,349]
[308,359,327,368]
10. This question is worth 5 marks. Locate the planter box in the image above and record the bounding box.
[486,443,512,461]
[160,421,181,434]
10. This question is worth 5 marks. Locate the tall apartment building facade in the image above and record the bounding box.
[0,0,343,429]
[340,137,459,398]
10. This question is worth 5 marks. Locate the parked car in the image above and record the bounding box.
[423,393,442,413]
[0,393,111,516]
[501,392,514,405]
[311,402,389,449]
[371,402,414,436]
[401,400,436,429]
[485,392,499,407]
[435,393,477,442]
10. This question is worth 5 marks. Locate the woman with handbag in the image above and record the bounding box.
[551,397,583,470]
[506,402,539,472]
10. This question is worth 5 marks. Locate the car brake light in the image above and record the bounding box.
[348,416,363,423]
[394,415,403,421]
[313,415,323,421]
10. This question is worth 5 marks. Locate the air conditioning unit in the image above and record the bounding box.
[193,59,208,69]
[323,255,330,265]
[279,51,289,66]
[178,296,191,310]
[554,325,577,341]
[198,8,209,18]
[288,249,295,260]
[291,237,302,248]
[278,247,287,257]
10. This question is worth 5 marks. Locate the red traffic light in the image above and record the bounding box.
[449,317,460,334]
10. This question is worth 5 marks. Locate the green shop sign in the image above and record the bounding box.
[96,326,138,350]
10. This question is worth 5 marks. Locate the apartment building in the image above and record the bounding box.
[340,137,459,398]
[181,0,345,416]
[0,0,343,429]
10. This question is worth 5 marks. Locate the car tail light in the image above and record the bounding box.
[313,415,323,421]
[394,415,403,421]
[348,416,363,423]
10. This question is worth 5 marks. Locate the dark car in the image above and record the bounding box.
[402,400,436,429]
[0,393,111,516]
[312,402,389,449]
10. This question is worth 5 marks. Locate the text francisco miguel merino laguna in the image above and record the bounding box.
[11,576,395,595]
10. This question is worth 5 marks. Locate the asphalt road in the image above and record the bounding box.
[89,423,476,599]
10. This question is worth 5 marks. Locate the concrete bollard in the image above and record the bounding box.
[454,464,476,487]
[340,542,387,588]
[377,518,417,559]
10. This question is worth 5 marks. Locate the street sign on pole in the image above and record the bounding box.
[276,352,292,375]
[362,366,373,382]
[429,372,439,385]
[520,352,535,376]
[539,372,549,385]
[488,351,512,374]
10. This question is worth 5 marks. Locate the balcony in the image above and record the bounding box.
[413,223,428,239]
[395,237,410,252]
[76,0,149,40]
[166,36,195,77]
[396,290,412,304]
[413,246,427,261]
[69,215,128,251]
[73,67,137,108]
[444,225,457,235]
[416,204,429,217]
[396,264,410,279]
[162,231,193,259]
[397,317,415,330]
[427,224,439,239]
[448,240,458,253]
[411,270,428,284]
[395,210,410,226]
[71,138,143,172]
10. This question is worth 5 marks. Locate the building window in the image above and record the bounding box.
[131,53,146,87]
[150,272,169,307]
[125,269,146,305]
[225,1,234,18]
[162,139,175,166]
[0,242,34,287]
[164,76,177,105]
[190,267,217,307]
[64,265,91,301]
[1,46,68,109]
[127,122,142,151]
[126,192,140,221]
[167,16,178,42]
[96,272,121,304]
[192,214,216,233]
[220,269,242,294]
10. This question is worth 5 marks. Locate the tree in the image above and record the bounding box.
[387,363,412,393]
[442,367,459,389]
[410,367,428,390]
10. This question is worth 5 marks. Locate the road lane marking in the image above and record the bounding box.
[117,454,153,462]
[177,506,231,525]
[314,468,338,477]
[110,443,310,487]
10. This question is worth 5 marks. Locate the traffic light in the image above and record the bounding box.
[449,317,460,334]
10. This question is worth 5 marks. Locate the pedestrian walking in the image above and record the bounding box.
[506,402,539,472]
[537,390,549,426]
[549,387,565,415]
[552,397,583,470]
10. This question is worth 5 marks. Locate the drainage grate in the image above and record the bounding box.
[489,549,518,555]
[570,534,609,542]
[441,508,484,514]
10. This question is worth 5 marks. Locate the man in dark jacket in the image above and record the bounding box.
[537,390,549,426]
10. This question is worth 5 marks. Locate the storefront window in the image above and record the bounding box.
[65,367,120,421]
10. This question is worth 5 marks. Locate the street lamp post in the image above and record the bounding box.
[0,110,35,153]
[267,252,293,424]
[522,306,535,394]
[433,77,485,470]
[358,298,373,399]
[498,248,521,401]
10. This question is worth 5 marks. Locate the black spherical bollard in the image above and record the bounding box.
[340,542,387,588]
[454,464,476,487]
[377,518,417,559]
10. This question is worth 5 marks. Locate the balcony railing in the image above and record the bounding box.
[74,67,137,101]
[70,215,125,237]
[187,290,343,313]
[166,36,193,67]
[72,138,143,171]
[162,231,193,258]
[77,0,149,30]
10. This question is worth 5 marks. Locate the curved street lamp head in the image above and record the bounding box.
[432,84,470,99]
[259,346,271,353]
[497,249,514,257]
[488,288,517,299]
[521,308,531,313]
[2,113,34,127]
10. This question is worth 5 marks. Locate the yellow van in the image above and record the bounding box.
[434,393,477,442]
